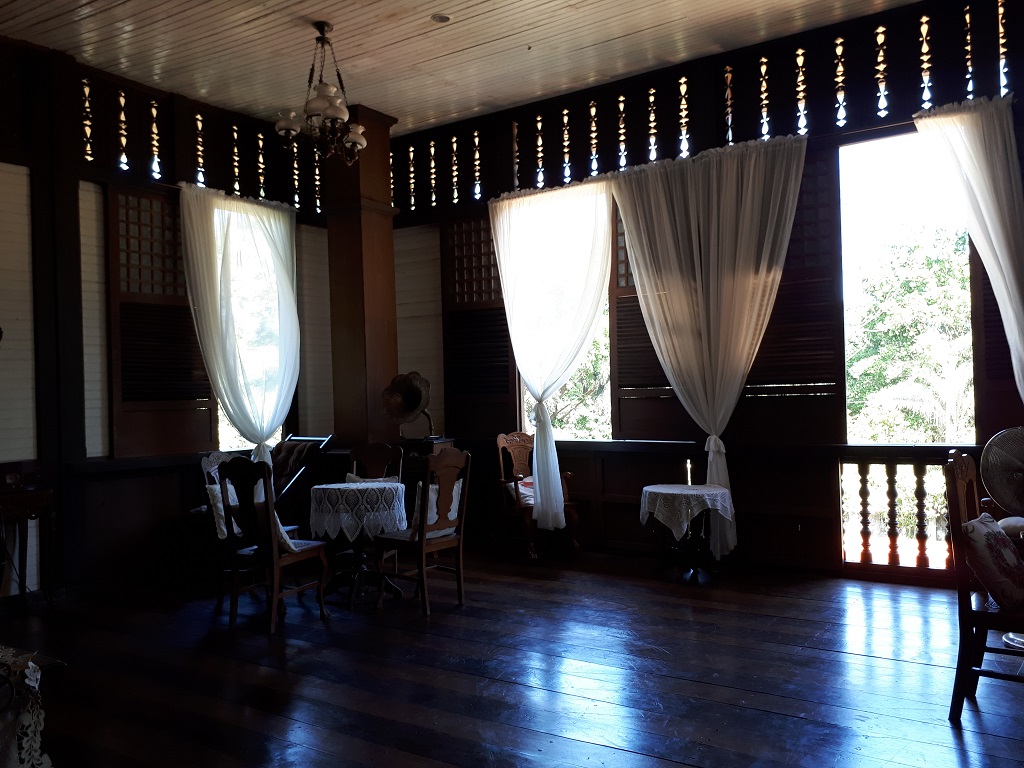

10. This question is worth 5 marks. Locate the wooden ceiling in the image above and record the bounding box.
[0,0,919,136]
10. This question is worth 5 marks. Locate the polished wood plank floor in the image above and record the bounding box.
[3,554,1024,767]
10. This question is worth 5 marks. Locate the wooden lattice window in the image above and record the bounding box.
[441,213,517,437]
[114,193,186,297]
[449,217,501,305]
[107,186,216,457]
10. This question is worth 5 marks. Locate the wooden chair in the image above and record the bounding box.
[497,431,579,559]
[350,442,403,480]
[201,450,299,537]
[218,456,330,633]
[943,449,1024,722]
[373,448,471,616]
[202,450,299,611]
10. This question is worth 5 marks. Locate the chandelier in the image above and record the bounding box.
[275,21,367,165]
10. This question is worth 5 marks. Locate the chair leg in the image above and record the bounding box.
[523,508,538,560]
[456,545,465,606]
[565,504,582,552]
[949,652,971,722]
[419,549,431,616]
[270,565,282,633]
[949,626,986,721]
[965,629,986,697]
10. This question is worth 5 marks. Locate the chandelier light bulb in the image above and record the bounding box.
[323,100,349,122]
[274,111,302,139]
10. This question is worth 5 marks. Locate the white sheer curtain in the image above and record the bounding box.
[610,136,807,557]
[489,181,613,529]
[914,95,1024,401]
[180,183,300,467]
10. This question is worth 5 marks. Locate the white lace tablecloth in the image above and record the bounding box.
[640,484,736,560]
[310,483,406,542]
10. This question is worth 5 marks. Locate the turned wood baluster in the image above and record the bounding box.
[859,461,872,564]
[914,463,929,568]
[887,462,900,565]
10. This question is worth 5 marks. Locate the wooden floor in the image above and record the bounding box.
[3,553,1024,767]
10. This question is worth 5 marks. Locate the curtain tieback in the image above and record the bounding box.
[252,442,272,466]
[704,435,725,453]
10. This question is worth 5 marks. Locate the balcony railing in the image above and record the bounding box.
[839,445,976,574]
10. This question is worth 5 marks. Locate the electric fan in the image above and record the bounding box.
[980,427,1024,650]
[980,426,1024,515]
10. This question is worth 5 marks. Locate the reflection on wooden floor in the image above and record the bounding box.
[2,552,1023,767]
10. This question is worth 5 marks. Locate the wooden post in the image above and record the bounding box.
[321,105,401,445]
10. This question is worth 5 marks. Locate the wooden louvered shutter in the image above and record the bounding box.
[727,146,846,445]
[972,252,1024,443]
[441,213,518,438]
[609,209,701,440]
[107,185,216,457]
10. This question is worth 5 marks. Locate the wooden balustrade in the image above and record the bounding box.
[840,446,972,572]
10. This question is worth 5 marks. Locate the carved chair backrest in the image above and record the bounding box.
[497,432,533,482]
[416,448,471,540]
[201,450,236,485]
[944,449,984,611]
[218,456,278,565]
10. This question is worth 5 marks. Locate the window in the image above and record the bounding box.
[839,133,973,445]
[838,132,972,568]
[179,186,300,459]
[521,299,611,439]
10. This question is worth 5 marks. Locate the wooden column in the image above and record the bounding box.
[322,105,400,445]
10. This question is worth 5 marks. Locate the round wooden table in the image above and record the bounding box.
[640,483,736,584]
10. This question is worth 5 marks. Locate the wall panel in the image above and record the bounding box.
[0,162,35,462]
[295,224,334,436]
[80,181,109,458]
[395,224,444,437]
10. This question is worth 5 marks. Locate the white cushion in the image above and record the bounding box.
[999,516,1024,538]
[962,513,1024,610]
[206,483,241,539]
[346,472,400,484]
[505,476,535,506]
[412,478,463,536]
[206,482,296,553]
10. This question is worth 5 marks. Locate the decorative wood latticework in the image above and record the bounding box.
[447,217,501,306]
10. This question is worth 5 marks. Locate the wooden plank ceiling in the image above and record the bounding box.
[0,0,918,136]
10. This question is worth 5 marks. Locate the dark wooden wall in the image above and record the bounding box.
[2,0,1024,595]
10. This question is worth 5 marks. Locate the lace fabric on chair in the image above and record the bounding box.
[0,647,51,768]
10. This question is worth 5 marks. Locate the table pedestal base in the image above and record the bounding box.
[328,544,404,608]
[654,510,717,587]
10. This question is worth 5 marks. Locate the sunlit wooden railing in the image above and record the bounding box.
[839,445,975,572]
